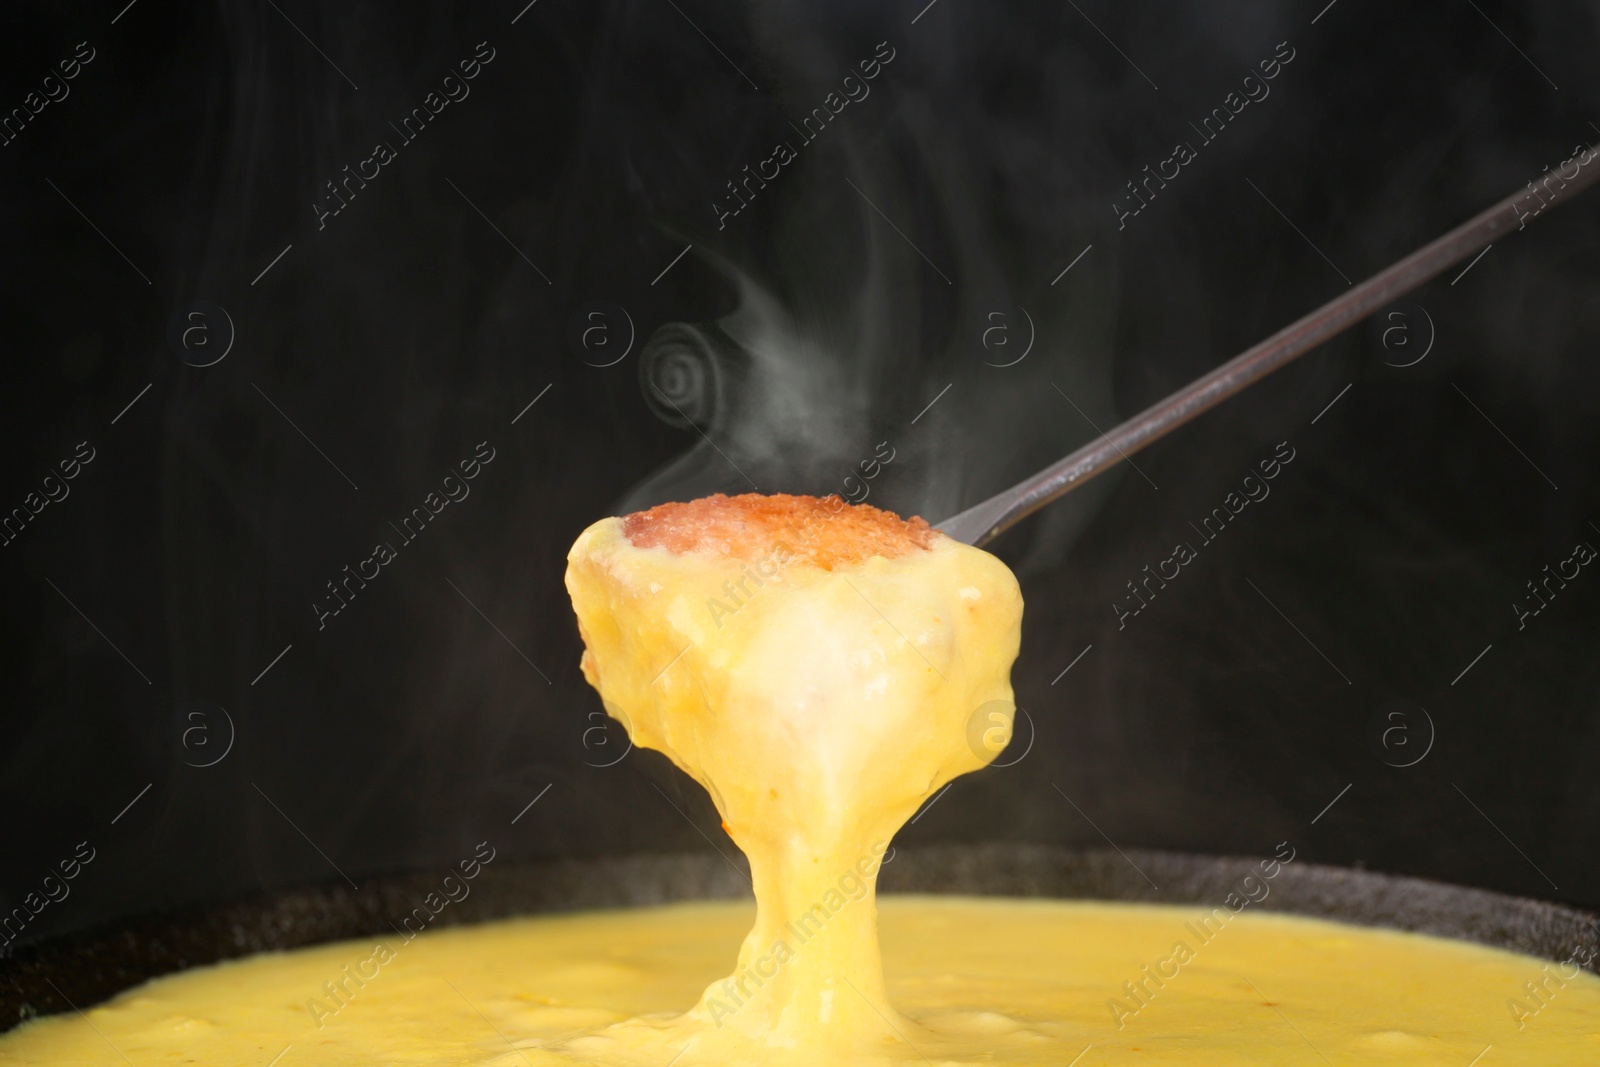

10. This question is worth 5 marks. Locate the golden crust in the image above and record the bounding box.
[621,492,936,571]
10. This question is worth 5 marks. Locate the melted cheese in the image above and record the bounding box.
[4,898,1598,1065]
[561,506,1024,1060]
[7,496,1596,1064]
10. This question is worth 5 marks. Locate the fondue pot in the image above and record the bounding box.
[4,845,1597,1030]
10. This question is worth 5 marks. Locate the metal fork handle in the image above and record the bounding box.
[938,145,1600,547]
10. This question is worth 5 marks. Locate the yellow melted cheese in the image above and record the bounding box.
[8,504,1596,1064]
[3,897,1597,1065]
[562,512,1023,1058]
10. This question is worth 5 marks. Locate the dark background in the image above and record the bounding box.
[2,0,1598,948]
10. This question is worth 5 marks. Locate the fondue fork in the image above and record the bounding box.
[938,145,1600,548]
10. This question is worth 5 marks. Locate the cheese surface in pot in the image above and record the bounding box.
[3,897,1599,1065]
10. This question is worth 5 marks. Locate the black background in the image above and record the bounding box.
[2,0,1598,948]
